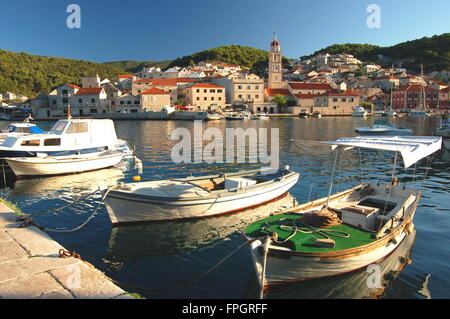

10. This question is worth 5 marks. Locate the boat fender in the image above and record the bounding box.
[132,175,141,182]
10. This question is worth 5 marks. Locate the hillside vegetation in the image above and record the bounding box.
[0,49,125,98]
[302,33,450,73]
[103,60,172,73]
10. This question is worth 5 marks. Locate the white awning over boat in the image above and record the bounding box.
[289,136,442,168]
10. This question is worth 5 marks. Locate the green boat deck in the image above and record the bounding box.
[244,213,377,253]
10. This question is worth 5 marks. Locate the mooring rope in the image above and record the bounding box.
[16,189,99,221]
[17,186,117,233]
[38,186,115,233]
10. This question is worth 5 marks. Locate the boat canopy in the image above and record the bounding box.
[289,136,442,168]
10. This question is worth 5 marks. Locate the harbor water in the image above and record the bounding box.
[1,116,449,299]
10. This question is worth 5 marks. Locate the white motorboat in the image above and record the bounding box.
[352,106,368,117]
[385,109,397,117]
[374,110,386,116]
[244,136,442,289]
[103,167,300,224]
[355,124,413,136]
[0,118,133,158]
[4,149,124,177]
[206,113,223,120]
[251,113,270,120]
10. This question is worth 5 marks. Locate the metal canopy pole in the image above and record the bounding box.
[325,148,340,207]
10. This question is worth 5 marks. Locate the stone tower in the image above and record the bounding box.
[268,32,284,89]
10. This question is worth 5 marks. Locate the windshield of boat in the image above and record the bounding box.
[49,121,67,134]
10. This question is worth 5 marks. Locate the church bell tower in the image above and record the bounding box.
[268,32,284,89]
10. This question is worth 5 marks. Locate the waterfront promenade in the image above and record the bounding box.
[0,201,134,299]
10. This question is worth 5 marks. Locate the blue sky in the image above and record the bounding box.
[1,0,449,63]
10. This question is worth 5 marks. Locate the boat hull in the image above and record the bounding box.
[5,152,123,177]
[249,229,409,286]
[104,173,299,224]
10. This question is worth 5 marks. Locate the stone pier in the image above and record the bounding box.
[0,202,134,299]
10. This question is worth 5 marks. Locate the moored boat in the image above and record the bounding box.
[251,113,270,120]
[243,136,442,290]
[355,124,413,136]
[298,112,309,119]
[103,167,300,224]
[4,149,124,177]
[206,113,223,120]
[0,118,133,159]
[352,106,368,117]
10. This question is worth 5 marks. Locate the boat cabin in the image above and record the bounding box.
[0,119,119,155]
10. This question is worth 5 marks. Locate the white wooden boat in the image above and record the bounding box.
[355,124,413,136]
[0,119,132,158]
[4,149,123,177]
[352,106,368,117]
[103,167,300,224]
[244,136,442,289]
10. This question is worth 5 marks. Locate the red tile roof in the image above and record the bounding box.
[397,85,438,92]
[265,88,291,96]
[288,82,333,90]
[318,90,363,97]
[66,84,81,89]
[141,87,169,95]
[118,75,134,79]
[75,88,103,95]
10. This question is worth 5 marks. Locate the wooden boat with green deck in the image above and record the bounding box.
[243,136,442,290]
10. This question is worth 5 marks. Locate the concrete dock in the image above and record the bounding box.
[0,201,134,299]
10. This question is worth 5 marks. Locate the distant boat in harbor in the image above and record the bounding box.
[251,113,270,120]
[206,113,223,120]
[352,106,368,117]
[355,124,413,136]
[299,112,309,118]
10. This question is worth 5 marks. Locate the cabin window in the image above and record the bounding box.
[50,122,67,134]
[44,138,61,146]
[66,122,88,134]
[21,139,40,146]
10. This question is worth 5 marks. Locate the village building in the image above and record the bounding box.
[313,91,362,116]
[392,85,440,110]
[210,73,265,106]
[132,78,196,105]
[140,88,170,111]
[179,83,226,111]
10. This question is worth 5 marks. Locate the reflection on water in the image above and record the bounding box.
[0,116,449,299]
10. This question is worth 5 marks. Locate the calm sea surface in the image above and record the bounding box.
[1,116,449,299]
